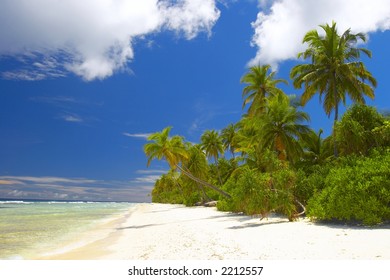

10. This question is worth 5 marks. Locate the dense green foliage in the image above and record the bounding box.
[144,22,389,226]
[218,163,297,221]
[306,151,390,225]
[336,104,387,155]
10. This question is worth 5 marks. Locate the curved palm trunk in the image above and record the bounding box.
[175,164,232,199]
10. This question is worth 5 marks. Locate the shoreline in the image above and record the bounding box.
[36,204,138,260]
[38,203,390,260]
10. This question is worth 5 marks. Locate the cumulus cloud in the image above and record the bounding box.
[0,0,220,81]
[161,0,220,39]
[250,0,390,67]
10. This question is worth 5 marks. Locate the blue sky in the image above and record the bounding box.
[1,0,389,202]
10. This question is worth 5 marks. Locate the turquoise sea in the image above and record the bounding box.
[0,200,135,259]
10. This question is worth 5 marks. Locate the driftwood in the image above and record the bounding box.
[203,201,218,207]
[195,201,218,207]
[294,198,306,217]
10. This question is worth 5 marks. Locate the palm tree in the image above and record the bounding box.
[290,21,377,157]
[241,64,288,117]
[200,129,225,185]
[231,116,261,162]
[220,123,239,158]
[183,144,211,202]
[144,126,188,169]
[200,130,224,163]
[301,129,333,165]
[257,94,311,162]
[144,127,231,198]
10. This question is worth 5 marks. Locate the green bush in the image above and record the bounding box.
[335,104,385,155]
[295,164,331,204]
[151,186,184,204]
[217,166,297,220]
[307,151,390,225]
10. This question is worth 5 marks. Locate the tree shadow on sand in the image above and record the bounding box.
[227,219,289,230]
[116,223,163,230]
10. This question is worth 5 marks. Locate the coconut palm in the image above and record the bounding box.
[144,127,231,198]
[200,130,224,163]
[200,129,225,185]
[241,64,288,116]
[221,123,239,158]
[290,21,377,157]
[257,94,311,162]
[301,129,333,165]
[183,144,211,202]
[144,126,188,169]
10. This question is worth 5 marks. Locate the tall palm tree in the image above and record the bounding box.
[241,64,288,117]
[290,21,377,157]
[257,94,311,162]
[144,127,231,198]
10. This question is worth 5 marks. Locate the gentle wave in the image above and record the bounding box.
[0,201,32,204]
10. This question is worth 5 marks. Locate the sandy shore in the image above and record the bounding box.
[40,203,390,260]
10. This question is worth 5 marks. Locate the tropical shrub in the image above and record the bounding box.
[335,104,385,155]
[295,164,330,205]
[307,151,390,225]
[151,174,184,204]
[218,165,297,220]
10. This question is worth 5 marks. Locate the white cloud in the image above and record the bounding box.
[62,114,84,123]
[0,176,152,202]
[0,176,97,185]
[250,0,390,67]
[136,170,166,174]
[123,132,152,139]
[0,0,220,81]
[132,175,161,184]
[8,190,28,197]
[161,0,220,39]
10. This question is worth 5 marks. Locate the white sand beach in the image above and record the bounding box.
[40,203,390,260]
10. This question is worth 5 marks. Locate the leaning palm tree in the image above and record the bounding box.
[257,94,311,163]
[241,64,288,117]
[144,126,188,168]
[144,127,231,198]
[290,21,377,157]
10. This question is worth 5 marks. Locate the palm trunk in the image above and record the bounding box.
[176,164,231,199]
[333,73,339,158]
[333,107,339,158]
[214,157,224,186]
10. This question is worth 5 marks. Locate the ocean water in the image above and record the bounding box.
[0,200,135,260]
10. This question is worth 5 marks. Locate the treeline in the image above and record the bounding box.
[144,22,390,226]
